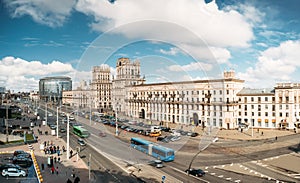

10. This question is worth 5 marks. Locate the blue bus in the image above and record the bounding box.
[130,137,175,162]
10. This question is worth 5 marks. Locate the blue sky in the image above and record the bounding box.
[1,0,300,91]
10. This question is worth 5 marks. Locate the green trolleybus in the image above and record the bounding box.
[73,126,90,138]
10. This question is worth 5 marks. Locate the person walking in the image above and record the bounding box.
[51,166,55,174]
[74,176,80,183]
[67,178,72,183]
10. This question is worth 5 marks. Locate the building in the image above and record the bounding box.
[39,76,72,103]
[112,58,145,114]
[125,70,244,129]
[90,65,112,112]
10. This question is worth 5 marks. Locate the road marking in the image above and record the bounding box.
[218,175,224,178]
[226,177,232,180]
[210,172,216,175]
[234,180,241,182]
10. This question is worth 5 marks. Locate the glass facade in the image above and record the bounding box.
[39,76,72,102]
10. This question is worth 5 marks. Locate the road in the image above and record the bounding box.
[36,102,300,183]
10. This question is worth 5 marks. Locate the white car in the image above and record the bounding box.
[2,168,26,177]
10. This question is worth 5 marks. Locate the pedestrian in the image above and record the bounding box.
[58,157,61,163]
[67,178,72,183]
[62,146,66,152]
[54,157,57,163]
[71,169,75,178]
[74,176,80,183]
[57,149,60,156]
[56,166,59,175]
[51,166,55,174]
[70,150,73,158]
[261,131,264,136]
[275,136,278,141]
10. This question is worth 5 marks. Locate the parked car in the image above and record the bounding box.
[170,135,181,142]
[15,153,31,159]
[160,127,171,132]
[185,168,205,177]
[0,164,22,171]
[12,157,32,168]
[60,128,66,133]
[190,132,199,137]
[2,168,27,177]
[13,150,26,157]
[78,138,86,146]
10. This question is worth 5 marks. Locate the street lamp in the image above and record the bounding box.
[56,106,62,139]
[67,113,70,160]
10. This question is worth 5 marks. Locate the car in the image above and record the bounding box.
[148,160,164,168]
[170,135,181,142]
[2,168,27,177]
[13,150,26,157]
[50,125,57,130]
[99,131,106,137]
[12,157,32,168]
[157,136,167,141]
[78,138,86,146]
[15,152,31,159]
[160,127,171,132]
[185,168,205,177]
[0,164,22,171]
[60,128,66,133]
[190,132,199,137]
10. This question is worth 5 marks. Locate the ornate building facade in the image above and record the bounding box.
[112,58,145,114]
[91,65,112,112]
[125,70,244,129]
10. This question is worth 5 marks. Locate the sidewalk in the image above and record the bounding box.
[31,125,90,183]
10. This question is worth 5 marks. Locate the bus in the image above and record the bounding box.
[130,137,175,162]
[73,126,90,138]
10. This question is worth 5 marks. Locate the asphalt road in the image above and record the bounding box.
[36,103,300,183]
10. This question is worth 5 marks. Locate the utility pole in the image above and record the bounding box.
[67,114,70,160]
[88,154,91,180]
[6,103,8,143]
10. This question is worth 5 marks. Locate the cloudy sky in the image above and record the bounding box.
[1,0,300,92]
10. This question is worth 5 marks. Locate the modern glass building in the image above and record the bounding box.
[39,76,72,102]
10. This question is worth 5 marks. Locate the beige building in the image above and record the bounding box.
[237,83,300,130]
[91,65,112,112]
[112,58,145,114]
[125,70,244,129]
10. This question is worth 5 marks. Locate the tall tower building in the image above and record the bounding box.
[91,65,112,112]
[112,58,145,114]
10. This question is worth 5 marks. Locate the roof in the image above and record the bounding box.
[237,88,275,96]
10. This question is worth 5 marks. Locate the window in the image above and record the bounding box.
[219,90,222,95]
[227,90,229,95]
[286,113,289,117]
[258,105,261,111]
[265,112,268,117]
[258,112,261,116]
[286,105,289,110]
[251,97,254,102]
[265,105,268,110]
[265,97,268,101]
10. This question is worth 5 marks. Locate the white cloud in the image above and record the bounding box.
[75,0,256,48]
[237,40,300,88]
[0,56,81,91]
[168,62,212,72]
[4,0,76,27]
[159,47,180,56]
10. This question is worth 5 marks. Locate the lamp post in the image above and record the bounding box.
[6,103,8,143]
[67,114,70,160]
[45,102,48,126]
[115,109,118,136]
[56,106,61,139]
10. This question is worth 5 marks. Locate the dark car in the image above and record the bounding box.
[185,168,205,177]
[0,163,22,171]
[15,153,31,159]
[190,132,199,137]
[12,157,32,168]
[13,150,26,157]
[161,127,171,132]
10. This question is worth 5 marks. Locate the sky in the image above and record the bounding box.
[1,0,300,92]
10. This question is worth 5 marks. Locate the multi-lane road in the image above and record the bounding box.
[38,103,300,183]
